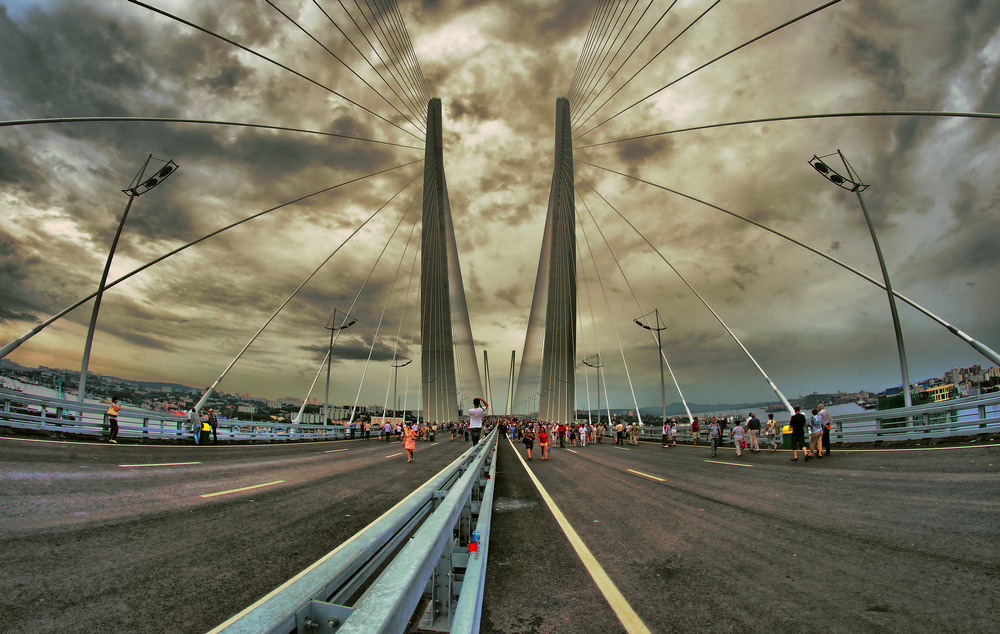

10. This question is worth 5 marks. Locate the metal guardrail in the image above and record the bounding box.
[211,427,498,634]
[590,393,1000,445]
[0,387,349,443]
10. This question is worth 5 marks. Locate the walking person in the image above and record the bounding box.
[730,420,745,457]
[106,397,122,444]
[188,405,200,444]
[615,422,624,445]
[670,420,678,446]
[818,403,833,456]
[690,417,700,445]
[661,420,670,447]
[206,408,218,444]
[538,424,550,459]
[708,418,721,457]
[764,414,778,451]
[746,413,761,453]
[468,397,488,444]
[789,405,811,460]
[580,424,588,447]
[810,408,824,459]
[522,425,535,460]
[402,423,417,462]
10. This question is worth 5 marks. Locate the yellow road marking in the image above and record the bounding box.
[567,449,579,454]
[118,461,200,468]
[509,439,651,634]
[627,469,665,482]
[704,460,753,468]
[200,480,285,498]
[324,449,349,454]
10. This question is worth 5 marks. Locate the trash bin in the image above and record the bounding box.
[782,425,793,450]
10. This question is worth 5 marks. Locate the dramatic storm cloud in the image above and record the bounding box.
[1,0,998,411]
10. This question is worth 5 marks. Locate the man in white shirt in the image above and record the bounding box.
[468,397,488,444]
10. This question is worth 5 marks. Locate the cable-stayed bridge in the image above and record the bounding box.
[2,0,999,425]
[2,2,1000,631]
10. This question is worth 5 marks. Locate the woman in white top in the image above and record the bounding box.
[730,422,745,457]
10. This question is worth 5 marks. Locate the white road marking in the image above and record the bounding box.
[200,480,285,498]
[627,469,665,482]
[118,461,200,468]
[704,459,753,468]
[324,449,349,454]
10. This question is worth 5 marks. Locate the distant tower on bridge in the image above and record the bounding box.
[421,98,482,423]
[515,98,577,422]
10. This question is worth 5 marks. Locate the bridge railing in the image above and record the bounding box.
[210,427,498,634]
[619,392,1000,445]
[0,387,351,443]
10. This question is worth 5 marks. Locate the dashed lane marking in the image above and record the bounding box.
[509,438,652,634]
[704,459,753,468]
[626,469,665,482]
[384,452,403,459]
[118,461,200,468]
[324,449,349,454]
[200,480,285,498]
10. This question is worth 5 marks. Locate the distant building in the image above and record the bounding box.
[919,383,955,403]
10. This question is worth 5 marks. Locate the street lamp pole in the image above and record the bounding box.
[323,309,357,424]
[810,150,912,407]
[582,355,603,427]
[634,309,667,423]
[78,155,177,402]
[392,358,412,423]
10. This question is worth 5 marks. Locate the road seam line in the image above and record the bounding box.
[507,438,652,634]
[200,480,285,498]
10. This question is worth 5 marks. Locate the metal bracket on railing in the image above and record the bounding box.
[297,601,354,632]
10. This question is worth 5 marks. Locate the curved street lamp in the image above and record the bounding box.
[810,151,911,407]
[78,156,178,402]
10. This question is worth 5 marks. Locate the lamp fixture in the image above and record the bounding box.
[808,155,867,192]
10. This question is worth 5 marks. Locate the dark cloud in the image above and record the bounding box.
[0,145,31,184]
[449,96,490,122]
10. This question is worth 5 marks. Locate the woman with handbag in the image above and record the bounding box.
[522,426,535,460]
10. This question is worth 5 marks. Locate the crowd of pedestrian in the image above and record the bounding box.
[172,399,837,466]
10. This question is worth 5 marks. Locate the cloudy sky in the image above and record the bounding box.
[2,0,999,413]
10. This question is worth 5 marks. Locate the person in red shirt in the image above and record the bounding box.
[690,417,700,445]
[538,424,550,460]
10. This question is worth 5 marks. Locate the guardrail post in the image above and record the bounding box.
[979,403,988,429]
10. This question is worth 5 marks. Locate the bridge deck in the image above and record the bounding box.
[0,434,997,633]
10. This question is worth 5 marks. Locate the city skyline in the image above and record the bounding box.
[1,1,999,409]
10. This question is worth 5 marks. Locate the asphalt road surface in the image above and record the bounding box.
[481,437,1000,634]
[1,434,998,633]
[0,435,470,633]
